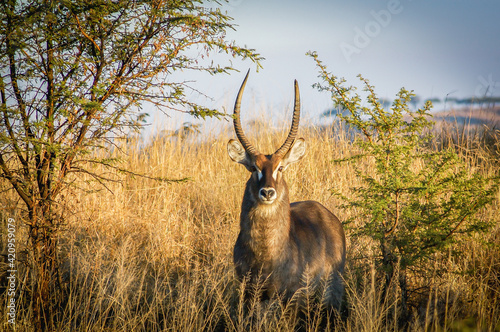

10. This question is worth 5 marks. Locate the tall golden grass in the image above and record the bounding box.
[1,113,499,331]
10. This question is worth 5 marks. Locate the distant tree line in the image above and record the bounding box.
[322,95,500,118]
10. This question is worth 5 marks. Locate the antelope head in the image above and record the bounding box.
[227,71,306,205]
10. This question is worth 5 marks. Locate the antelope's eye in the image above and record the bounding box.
[278,166,284,172]
[250,166,257,172]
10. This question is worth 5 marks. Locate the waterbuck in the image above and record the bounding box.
[227,71,346,309]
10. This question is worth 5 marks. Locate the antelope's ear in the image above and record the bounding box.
[227,139,255,171]
[281,138,306,170]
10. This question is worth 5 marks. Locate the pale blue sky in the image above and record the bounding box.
[161,0,500,128]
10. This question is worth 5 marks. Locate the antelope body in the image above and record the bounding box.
[228,71,346,308]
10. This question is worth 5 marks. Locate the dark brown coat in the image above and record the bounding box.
[228,71,346,308]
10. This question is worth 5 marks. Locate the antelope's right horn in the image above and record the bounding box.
[233,69,258,157]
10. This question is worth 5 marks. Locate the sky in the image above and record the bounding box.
[156,0,500,131]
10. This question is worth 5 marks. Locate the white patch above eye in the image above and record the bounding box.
[256,167,263,181]
[272,162,282,181]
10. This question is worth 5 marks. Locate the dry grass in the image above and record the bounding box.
[1,114,500,331]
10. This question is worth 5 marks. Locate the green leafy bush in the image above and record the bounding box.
[308,51,499,322]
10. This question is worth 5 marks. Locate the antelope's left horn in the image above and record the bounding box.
[275,80,300,157]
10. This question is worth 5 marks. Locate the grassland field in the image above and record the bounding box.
[1,107,499,331]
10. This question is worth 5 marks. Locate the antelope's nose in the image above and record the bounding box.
[259,188,276,201]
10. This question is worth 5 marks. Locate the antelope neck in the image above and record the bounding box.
[241,182,291,261]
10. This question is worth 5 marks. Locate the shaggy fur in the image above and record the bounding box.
[231,150,346,308]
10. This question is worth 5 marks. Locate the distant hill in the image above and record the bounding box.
[432,106,500,128]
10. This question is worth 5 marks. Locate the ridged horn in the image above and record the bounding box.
[274,79,300,157]
[233,69,258,156]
